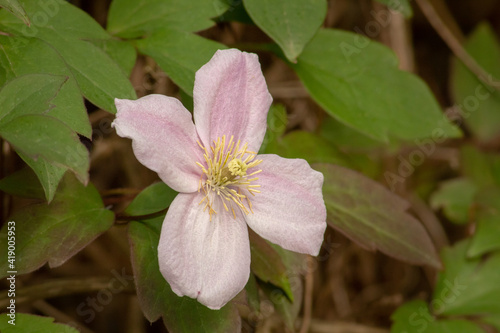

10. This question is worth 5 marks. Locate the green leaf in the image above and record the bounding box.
[244,273,260,312]
[88,38,137,76]
[0,313,79,333]
[263,131,352,167]
[0,0,136,113]
[0,174,114,278]
[249,230,293,301]
[126,182,241,332]
[320,115,385,152]
[467,188,500,257]
[0,0,110,40]
[482,316,500,331]
[461,145,500,188]
[451,22,500,142]
[0,114,89,184]
[0,167,45,199]
[375,0,413,18]
[0,74,66,123]
[391,300,485,333]
[0,73,86,200]
[0,36,91,137]
[216,0,253,24]
[260,104,287,153]
[316,163,442,268]
[290,29,461,143]
[20,153,67,202]
[107,0,230,38]
[433,240,500,316]
[135,29,226,95]
[49,37,136,113]
[125,182,177,216]
[430,178,477,224]
[469,213,500,257]
[0,0,29,25]
[243,0,327,61]
[260,246,305,330]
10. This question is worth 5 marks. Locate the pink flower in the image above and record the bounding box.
[112,49,326,310]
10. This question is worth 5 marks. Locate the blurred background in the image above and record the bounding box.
[2,0,500,332]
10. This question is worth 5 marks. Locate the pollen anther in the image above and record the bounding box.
[196,135,262,220]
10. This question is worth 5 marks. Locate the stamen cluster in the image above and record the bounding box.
[196,135,262,220]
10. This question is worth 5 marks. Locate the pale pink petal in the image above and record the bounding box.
[113,95,203,193]
[158,192,251,310]
[193,49,273,152]
[244,155,326,256]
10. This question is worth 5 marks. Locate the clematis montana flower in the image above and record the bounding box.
[112,49,326,310]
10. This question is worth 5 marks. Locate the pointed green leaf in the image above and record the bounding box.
[316,163,442,268]
[434,240,500,316]
[107,0,230,38]
[468,188,500,257]
[0,73,86,200]
[0,0,136,113]
[0,167,45,199]
[0,114,89,184]
[243,0,327,61]
[391,300,485,333]
[249,230,293,301]
[19,153,68,202]
[430,178,477,225]
[290,29,461,143]
[135,29,226,95]
[451,22,500,142]
[469,212,500,257]
[126,182,241,332]
[0,174,114,278]
[49,37,136,113]
[0,36,91,137]
[260,246,305,330]
[0,73,66,122]
[0,313,78,333]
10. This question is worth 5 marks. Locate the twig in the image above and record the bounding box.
[299,256,314,333]
[33,300,96,333]
[0,277,135,308]
[101,188,142,197]
[415,0,500,92]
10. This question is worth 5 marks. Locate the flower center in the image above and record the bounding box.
[196,135,262,220]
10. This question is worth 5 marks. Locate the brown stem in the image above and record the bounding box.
[33,300,96,333]
[0,138,4,222]
[101,188,142,198]
[299,256,314,333]
[415,0,500,93]
[0,277,135,308]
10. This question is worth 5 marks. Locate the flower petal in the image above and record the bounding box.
[193,49,273,152]
[158,192,251,310]
[113,95,202,193]
[244,154,327,256]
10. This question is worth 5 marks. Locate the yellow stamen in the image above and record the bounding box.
[195,135,262,220]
